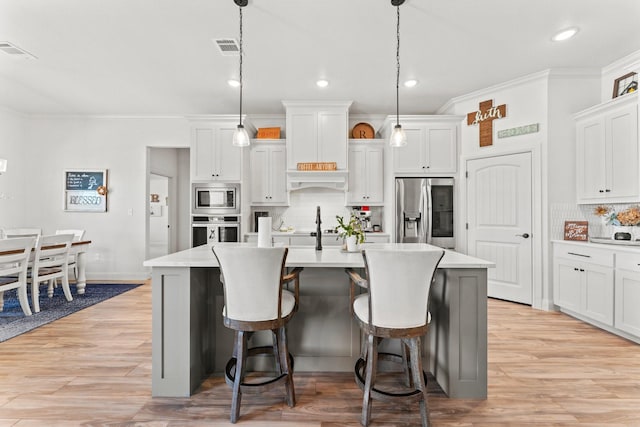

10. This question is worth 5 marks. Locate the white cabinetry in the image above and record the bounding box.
[283,101,352,170]
[250,140,288,206]
[380,116,460,175]
[553,243,614,326]
[575,93,639,204]
[614,252,640,337]
[190,117,254,182]
[347,140,384,205]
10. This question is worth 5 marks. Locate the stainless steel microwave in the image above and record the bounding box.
[192,183,240,215]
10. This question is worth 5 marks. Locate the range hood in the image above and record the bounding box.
[287,170,348,191]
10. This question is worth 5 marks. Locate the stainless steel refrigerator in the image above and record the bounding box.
[395,177,455,248]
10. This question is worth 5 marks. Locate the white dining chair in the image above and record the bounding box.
[55,229,85,280]
[29,234,74,313]
[0,236,37,316]
[1,228,42,239]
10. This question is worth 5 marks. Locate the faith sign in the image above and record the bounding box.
[467,99,507,147]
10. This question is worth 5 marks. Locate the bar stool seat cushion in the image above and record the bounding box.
[223,289,296,321]
[353,294,431,329]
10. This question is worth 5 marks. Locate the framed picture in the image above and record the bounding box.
[63,169,108,212]
[612,72,638,99]
[564,221,588,241]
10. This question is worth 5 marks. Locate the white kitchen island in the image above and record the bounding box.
[143,243,494,399]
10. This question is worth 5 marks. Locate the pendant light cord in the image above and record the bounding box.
[238,6,244,127]
[395,4,400,127]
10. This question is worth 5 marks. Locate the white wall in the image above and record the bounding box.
[15,116,191,280]
[0,107,28,227]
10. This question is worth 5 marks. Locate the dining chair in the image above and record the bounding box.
[29,234,74,313]
[1,228,42,239]
[346,248,444,427]
[212,245,303,423]
[55,229,85,280]
[0,236,37,316]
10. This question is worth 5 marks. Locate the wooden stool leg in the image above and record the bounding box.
[409,337,429,427]
[231,330,247,424]
[272,329,282,374]
[361,333,378,427]
[402,339,414,388]
[278,326,296,407]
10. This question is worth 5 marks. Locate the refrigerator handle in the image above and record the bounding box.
[425,180,433,244]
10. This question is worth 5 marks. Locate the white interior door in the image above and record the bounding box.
[467,152,533,304]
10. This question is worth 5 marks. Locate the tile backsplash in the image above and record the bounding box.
[250,189,384,232]
[550,202,637,240]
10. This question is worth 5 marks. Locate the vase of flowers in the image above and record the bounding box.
[334,214,365,251]
[594,205,640,240]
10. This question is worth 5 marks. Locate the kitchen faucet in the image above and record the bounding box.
[315,206,322,251]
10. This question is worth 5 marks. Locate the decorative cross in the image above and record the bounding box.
[467,99,507,147]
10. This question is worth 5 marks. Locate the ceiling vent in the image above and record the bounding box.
[214,38,240,56]
[0,42,37,59]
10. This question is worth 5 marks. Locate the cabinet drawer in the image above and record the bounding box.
[616,252,640,272]
[554,244,613,267]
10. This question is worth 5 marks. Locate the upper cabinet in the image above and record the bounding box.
[347,140,384,205]
[250,140,288,206]
[283,101,352,170]
[190,117,254,182]
[380,116,461,175]
[575,93,639,204]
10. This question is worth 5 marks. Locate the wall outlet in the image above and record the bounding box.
[127,208,133,216]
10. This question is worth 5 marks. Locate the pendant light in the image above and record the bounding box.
[232,0,250,147]
[389,0,407,147]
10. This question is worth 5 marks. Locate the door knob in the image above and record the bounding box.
[516,233,530,238]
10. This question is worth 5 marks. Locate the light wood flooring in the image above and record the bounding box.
[1,282,639,426]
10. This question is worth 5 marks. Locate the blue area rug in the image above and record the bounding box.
[0,283,141,343]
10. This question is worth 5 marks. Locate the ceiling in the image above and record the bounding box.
[1,0,640,116]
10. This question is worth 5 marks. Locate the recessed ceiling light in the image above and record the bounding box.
[228,79,240,87]
[552,27,579,42]
[404,79,418,88]
[316,79,329,88]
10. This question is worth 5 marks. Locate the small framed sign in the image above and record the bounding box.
[612,72,638,99]
[64,169,108,212]
[564,221,588,241]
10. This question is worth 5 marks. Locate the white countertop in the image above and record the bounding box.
[143,243,495,269]
[244,231,391,237]
[552,239,640,254]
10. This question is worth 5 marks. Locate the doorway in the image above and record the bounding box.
[149,174,170,259]
[466,152,533,305]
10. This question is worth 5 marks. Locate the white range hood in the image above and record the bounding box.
[287,170,348,191]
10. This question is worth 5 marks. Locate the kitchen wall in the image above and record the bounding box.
[0,107,28,227]
[1,114,190,280]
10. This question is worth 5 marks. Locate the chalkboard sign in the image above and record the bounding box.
[564,221,588,241]
[64,169,108,212]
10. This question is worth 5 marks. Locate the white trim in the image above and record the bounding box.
[602,49,640,75]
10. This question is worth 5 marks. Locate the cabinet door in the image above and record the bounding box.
[553,259,582,312]
[425,124,457,173]
[347,145,367,204]
[576,118,606,201]
[365,146,384,204]
[318,111,348,170]
[216,125,242,181]
[606,104,639,200]
[393,126,425,173]
[287,111,317,169]
[269,145,287,204]
[250,146,270,203]
[191,127,216,180]
[582,264,614,326]
[615,269,640,337]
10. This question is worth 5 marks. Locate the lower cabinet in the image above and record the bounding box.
[614,253,640,337]
[553,242,640,342]
[553,250,614,326]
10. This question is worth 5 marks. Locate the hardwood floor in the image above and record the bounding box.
[1,282,639,426]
